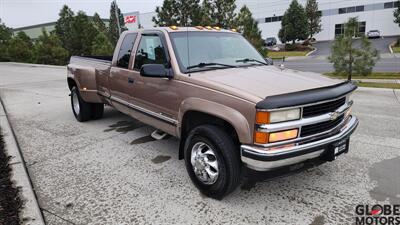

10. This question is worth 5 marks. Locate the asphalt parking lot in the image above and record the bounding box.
[273,36,400,73]
[310,36,398,56]
[0,62,399,225]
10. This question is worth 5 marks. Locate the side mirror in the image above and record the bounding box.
[264,57,274,65]
[140,64,172,78]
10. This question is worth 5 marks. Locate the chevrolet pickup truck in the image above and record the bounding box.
[67,27,359,199]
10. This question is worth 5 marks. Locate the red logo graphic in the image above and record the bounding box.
[125,15,136,24]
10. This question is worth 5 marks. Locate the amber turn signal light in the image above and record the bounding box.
[255,111,270,124]
[254,131,268,144]
[268,129,298,143]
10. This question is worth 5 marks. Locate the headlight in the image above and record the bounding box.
[256,108,301,124]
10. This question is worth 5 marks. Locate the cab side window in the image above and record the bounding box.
[134,34,168,70]
[116,33,137,69]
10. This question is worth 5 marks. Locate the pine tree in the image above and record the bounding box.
[177,0,202,26]
[236,5,266,56]
[55,5,75,53]
[0,19,13,61]
[34,29,69,65]
[152,0,202,26]
[394,0,400,26]
[305,0,322,39]
[70,11,99,56]
[278,0,309,44]
[109,1,126,46]
[328,17,379,80]
[201,0,237,27]
[93,12,107,34]
[91,32,114,56]
[7,31,34,63]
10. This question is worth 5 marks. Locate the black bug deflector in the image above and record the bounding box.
[256,81,357,110]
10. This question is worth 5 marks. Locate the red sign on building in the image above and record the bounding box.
[125,15,137,24]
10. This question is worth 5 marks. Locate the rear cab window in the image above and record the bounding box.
[116,33,138,69]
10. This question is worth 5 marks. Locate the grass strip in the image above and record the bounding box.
[0,127,22,225]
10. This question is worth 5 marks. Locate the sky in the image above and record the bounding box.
[0,0,164,28]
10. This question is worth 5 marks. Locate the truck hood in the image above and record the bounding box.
[189,66,340,101]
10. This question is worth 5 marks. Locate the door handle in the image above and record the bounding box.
[128,77,134,84]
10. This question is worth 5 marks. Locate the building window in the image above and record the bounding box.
[338,5,365,14]
[335,24,344,36]
[264,16,283,23]
[355,5,364,12]
[347,7,356,13]
[338,8,346,14]
[384,2,394,8]
[335,22,366,37]
[358,21,366,34]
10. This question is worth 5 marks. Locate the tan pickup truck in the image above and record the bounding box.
[67,27,359,199]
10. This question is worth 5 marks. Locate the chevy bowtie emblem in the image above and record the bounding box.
[330,111,339,120]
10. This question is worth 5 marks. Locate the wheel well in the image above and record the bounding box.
[178,111,240,160]
[67,78,77,90]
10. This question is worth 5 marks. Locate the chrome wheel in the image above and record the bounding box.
[72,90,80,115]
[190,142,219,185]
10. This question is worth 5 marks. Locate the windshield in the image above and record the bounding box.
[169,31,265,73]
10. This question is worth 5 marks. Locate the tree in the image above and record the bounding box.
[55,5,75,53]
[328,17,379,80]
[7,31,34,62]
[69,11,99,55]
[0,19,12,61]
[109,1,126,46]
[305,0,322,39]
[204,0,237,27]
[34,29,69,65]
[152,0,202,26]
[236,5,266,56]
[278,0,308,44]
[91,32,114,55]
[394,0,400,26]
[92,12,107,34]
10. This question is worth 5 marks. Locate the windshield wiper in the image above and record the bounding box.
[187,62,237,70]
[236,58,269,66]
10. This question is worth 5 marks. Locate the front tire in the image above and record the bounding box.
[184,125,241,199]
[70,86,92,122]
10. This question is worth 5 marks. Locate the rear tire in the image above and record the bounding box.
[70,86,91,122]
[184,125,241,200]
[91,103,104,120]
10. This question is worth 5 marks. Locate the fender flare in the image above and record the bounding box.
[178,97,252,144]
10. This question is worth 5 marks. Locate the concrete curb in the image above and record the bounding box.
[306,46,317,56]
[0,98,45,225]
[389,41,395,54]
[0,62,66,69]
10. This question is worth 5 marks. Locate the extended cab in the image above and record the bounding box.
[67,27,359,199]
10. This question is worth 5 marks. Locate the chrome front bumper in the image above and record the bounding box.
[241,116,359,171]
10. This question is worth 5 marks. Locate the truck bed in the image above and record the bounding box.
[69,55,112,65]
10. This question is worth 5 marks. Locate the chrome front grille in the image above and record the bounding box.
[300,114,344,137]
[302,97,346,118]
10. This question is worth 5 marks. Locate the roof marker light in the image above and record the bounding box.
[169,26,178,30]
[195,26,204,30]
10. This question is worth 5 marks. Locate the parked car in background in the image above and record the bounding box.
[367,30,381,39]
[265,37,277,46]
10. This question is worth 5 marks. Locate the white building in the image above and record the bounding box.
[126,0,400,42]
[251,0,400,41]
